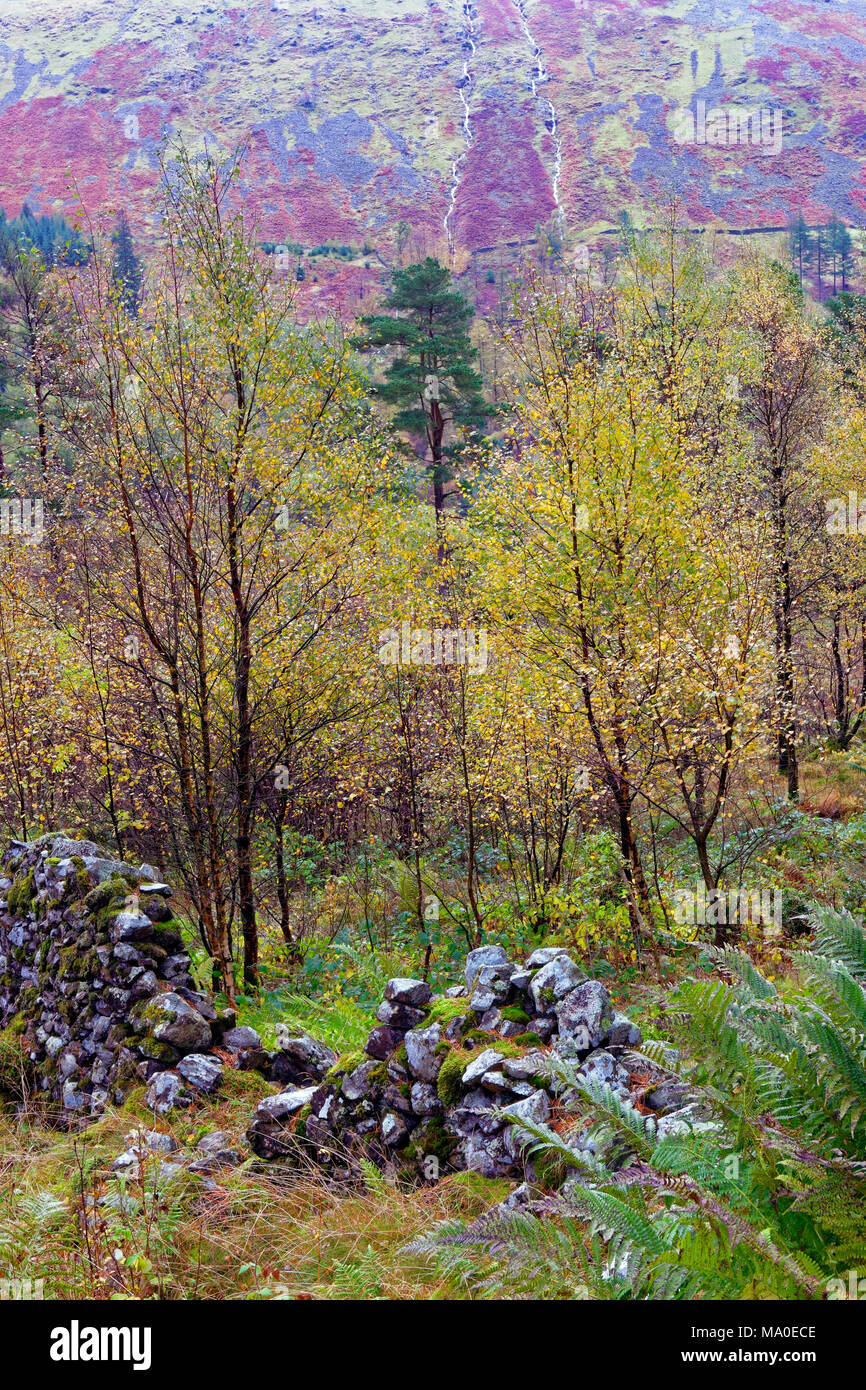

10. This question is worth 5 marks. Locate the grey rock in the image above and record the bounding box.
[477,1007,502,1032]
[383,1083,414,1115]
[501,1089,551,1159]
[253,1086,317,1124]
[139,880,172,897]
[196,1130,233,1155]
[145,1070,192,1116]
[381,1111,409,1147]
[479,1069,519,1094]
[469,985,497,1014]
[114,911,154,942]
[177,1053,223,1093]
[525,946,572,968]
[646,1079,692,1113]
[404,1023,443,1082]
[579,1049,630,1096]
[499,1019,528,1038]
[460,1131,512,1178]
[655,1104,721,1140]
[376,999,426,1029]
[464,944,508,991]
[497,1180,532,1212]
[62,1080,84,1110]
[410,1081,443,1116]
[528,954,585,1014]
[83,856,135,884]
[148,993,212,1052]
[500,1050,547,1084]
[189,1148,241,1175]
[223,1025,262,1051]
[130,1128,178,1154]
[384,977,433,1008]
[555,980,614,1053]
[364,1025,402,1060]
[607,1013,643,1049]
[58,1052,78,1078]
[342,1061,377,1101]
[461,1048,504,1087]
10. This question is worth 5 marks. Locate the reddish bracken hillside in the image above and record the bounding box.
[3,0,866,300]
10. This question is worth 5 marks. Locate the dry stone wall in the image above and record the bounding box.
[245,943,698,1185]
[0,835,335,1123]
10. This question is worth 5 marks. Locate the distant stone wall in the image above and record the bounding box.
[246,943,698,1185]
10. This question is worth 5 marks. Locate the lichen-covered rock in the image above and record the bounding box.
[528,954,585,1013]
[554,980,614,1053]
[246,1085,317,1159]
[223,1025,262,1051]
[177,1052,223,1094]
[404,1023,443,1082]
[270,1028,336,1085]
[143,993,213,1052]
[384,977,433,1008]
[145,1069,192,1116]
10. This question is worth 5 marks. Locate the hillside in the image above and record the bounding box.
[3,0,866,294]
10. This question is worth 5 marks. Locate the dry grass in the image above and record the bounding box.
[0,1086,509,1301]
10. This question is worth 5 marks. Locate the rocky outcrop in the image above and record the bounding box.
[245,943,692,1185]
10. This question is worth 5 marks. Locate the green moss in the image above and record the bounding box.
[436,1046,478,1107]
[7,868,35,916]
[138,1037,177,1063]
[46,857,60,866]
[83,876,128,913]
[500,1006,530,1024]
[404,1116,455,1166]
[120,1085,150,1119]
[512,1033,544,1048]
[136,941,168,964]
[69,856,92,897]
[220,1069,271,1100]
[326,1049,367,1081]
[57,945,97,981]
[463,1032,525,1057]
[149,922,182,949]
[426,996,470,1025]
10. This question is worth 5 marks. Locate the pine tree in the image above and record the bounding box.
[112,210,142,316]
[351,257,486,558]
